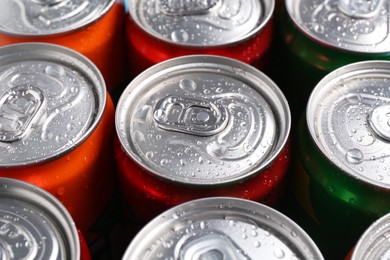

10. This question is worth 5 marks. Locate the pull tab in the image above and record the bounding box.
[338,0,385,19]
[178,233,248,260]
[153,95,228,136]
[0,85,45,142]
[368,104,390,141]
[159,0,221,16]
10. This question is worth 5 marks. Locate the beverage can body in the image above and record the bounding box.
[0,43,116,233]
[0,0,129,92]
[115,55,291,221]
[125,0,275,77]
[122,197,324,260]
[293,60,390,258]
[0,177,91,260]
[278,0,390,116]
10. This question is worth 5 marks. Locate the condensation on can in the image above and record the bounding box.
[0,42,116,234]
[0,177,86,260]
[115,55,291,220]
[122,197,324,260]
[286,0,390,53]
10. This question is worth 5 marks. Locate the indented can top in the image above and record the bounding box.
[0,43,106,167]
[351,213,390,260]
[127,0,274,47]
[122,197,324,260]
[307,60,390,189]
[286,0,390,53]
[116,55,290,186]
[0,177,79,259]
[0,0,114,36]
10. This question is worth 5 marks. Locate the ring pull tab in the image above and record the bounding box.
[0,85,45,142]
[338,0,385,19]
[368,104,390,142]
[159,0,221,16]
[153,95,228,136]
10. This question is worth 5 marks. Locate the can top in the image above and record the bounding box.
[307,60,390,189]
[286,0,390,53]
[116,55,290,186]
[0,0,114,36]
[127,0,274,47]
[122,197,324,260]
[0,43,106,167]
[0,177,80,259]
[351,213,390,260]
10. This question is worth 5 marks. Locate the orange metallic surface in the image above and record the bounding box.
[0,94,116,233]
[0,1,128,92]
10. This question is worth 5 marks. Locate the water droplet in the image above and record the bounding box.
[45,65,65,78]
[179,79,197,92]
[171,30,189,43]
[346,148,364,164]
[133,131,145,142]
[56,187,65,196]
[274,248,285,258]
[254,241,261,248]
[346,93,362,104]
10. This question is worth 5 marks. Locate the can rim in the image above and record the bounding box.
[116,54,291,186]
[127,0,274,48]
[0,177,80,259]
[306,60,390,189]
[0,42,106,167]
[122,197,324,260]
[0,0,115,37]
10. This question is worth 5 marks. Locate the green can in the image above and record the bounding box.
[277,0,390,117]
[292,61,390,259]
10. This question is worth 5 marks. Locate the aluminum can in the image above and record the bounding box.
[115,55,291,221]
[277,0,390,117]
[293,61,390,259]
[0,43,116,234]
[347,213,390,260]
[0,177,91,260]
[122,197,323,259]
[125,0,275,77]
[0,0,128,92]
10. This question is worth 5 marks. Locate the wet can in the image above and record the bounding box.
[0,0,128,92]
[125,0,275,78]
[293,61,390,259]
[0,177,91,260]
[277,0,390,117]
[122,197,324,259]
[347,213,390,260]
[115,55,291,222]
[0,42,116,234]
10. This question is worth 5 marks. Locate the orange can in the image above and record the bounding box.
[0,0,128,92]
[0,43,116,234]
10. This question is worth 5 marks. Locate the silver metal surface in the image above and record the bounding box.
[122,197,323,260]
[127,0,274,47]
[0,42,106,167]
[307,60,390,189]
[0,177,79,260]
[116,55,290,186]
[351,213,390,260]
[0,0,114,36]
[286,0,390,53]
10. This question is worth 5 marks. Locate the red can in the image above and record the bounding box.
[0,0,128,92]
[0,43,116,234]
[115,55,291,221]
[0,177,91,260]
[125,0,275,77]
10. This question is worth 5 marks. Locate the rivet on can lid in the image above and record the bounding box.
[338,0,385,19]
[368,104,390,141]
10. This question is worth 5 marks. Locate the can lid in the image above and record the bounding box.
[116,55,290,186]
[0,43,106,167]
[0,177,80,259]
[351,213,390,260]
[127,0,274,47]
[122,197,324,259]
[286,0,390,53]
[307,60,390,189]
[0,0,114,36]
